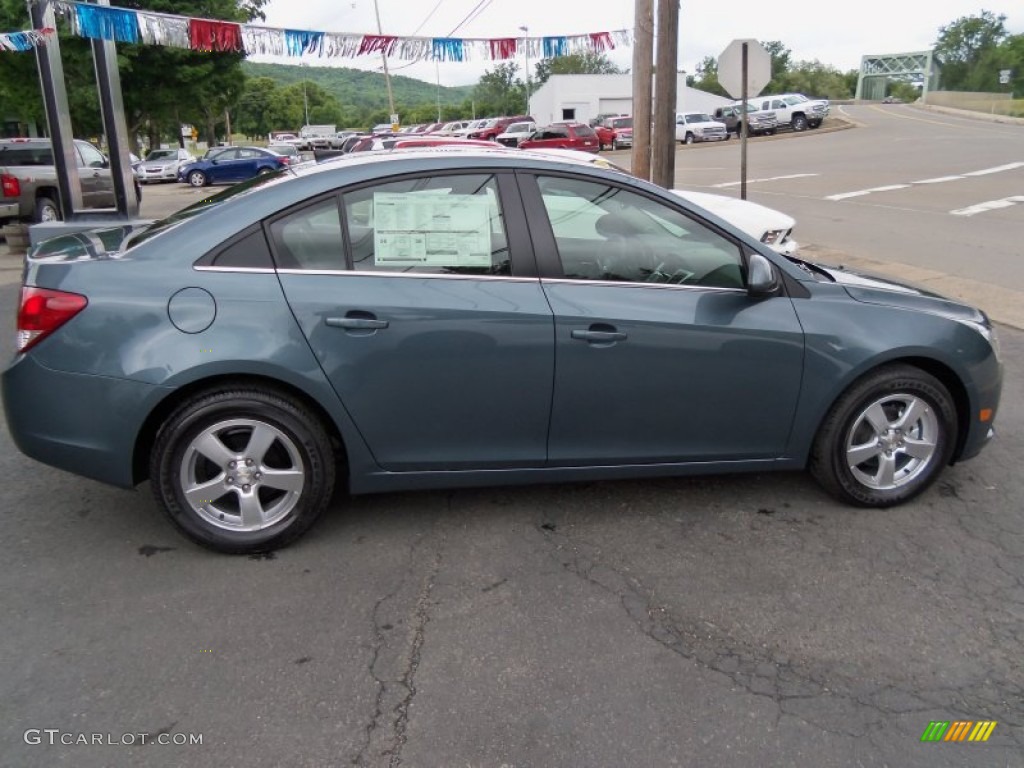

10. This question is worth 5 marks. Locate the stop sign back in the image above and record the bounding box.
[718,39,771,99]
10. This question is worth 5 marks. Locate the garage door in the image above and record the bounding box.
[598,98,632,116]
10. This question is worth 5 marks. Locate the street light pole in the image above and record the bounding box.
[519,26,530,114]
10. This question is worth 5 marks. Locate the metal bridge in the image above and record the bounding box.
[854,51,941,100]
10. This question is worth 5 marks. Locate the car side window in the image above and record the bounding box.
[536,175,745,289]
[77,142,106,168]
[342,174,511,276]
[268,197,345,270]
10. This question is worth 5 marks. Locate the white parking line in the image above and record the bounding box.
[825,184,910,201]
[950,196,1024,217]
[913,175,964,184]
[827,161,1024,201]
[962,162,1024,176]
[711,173,818,188]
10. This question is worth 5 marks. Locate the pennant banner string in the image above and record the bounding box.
[42,0,630,62]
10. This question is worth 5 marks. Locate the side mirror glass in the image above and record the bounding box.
[747,252,779,296]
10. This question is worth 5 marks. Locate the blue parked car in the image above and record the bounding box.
[2,150,1002,553]
[178,146,287,187]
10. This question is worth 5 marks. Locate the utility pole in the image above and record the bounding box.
[373,0,397,123]
[651,0,679,189]
[519,26,531,114]
[631,0,654,181]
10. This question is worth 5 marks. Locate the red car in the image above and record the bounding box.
[519,122,600,153]
[467,115,533,141]
[594,115,633,150]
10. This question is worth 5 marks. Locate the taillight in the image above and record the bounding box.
[16,287,88,353]
[1,174,20,198]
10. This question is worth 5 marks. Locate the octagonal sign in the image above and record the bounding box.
[718,39,771,99]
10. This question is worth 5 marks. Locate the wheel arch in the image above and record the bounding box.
[132,373,350,486]
[806,355,970,467]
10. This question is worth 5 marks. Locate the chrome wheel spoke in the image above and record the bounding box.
[863,402,891,435]
[901,436,936,460]
[895,397,926,430]
[847,440,883,467]
[245,424,278,465]
[260,468,304,493]
[184,476,225,508]
[874,453,897,487]
[193,432,235,466]
[238,490,266,528]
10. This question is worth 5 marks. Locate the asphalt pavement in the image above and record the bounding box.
[1,115,1023,767]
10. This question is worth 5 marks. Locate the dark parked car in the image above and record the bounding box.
[178,146,287,187]
[3,150,1001,553]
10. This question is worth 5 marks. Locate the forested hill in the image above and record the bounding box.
[241,61,475,110]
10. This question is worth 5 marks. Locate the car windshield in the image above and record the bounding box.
[145,150,177,161]
[686,114,712,123]
[785,96,806,105]
[611,117,632,128]
[507,123,532,133]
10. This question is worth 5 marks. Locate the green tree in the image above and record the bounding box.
[533,51,621,86]
[762,40,793,93]
[934,10,1009,90]
[472,63,525,116]
[688,55,727,97]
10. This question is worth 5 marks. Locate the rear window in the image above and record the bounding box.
[574,125,596,137]
[610,117,632,129]
[0,146,53,165]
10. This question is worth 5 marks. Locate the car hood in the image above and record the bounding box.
[672,189,794,238]
[809,262,988,325]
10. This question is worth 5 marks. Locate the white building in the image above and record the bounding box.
[528,74,733,125]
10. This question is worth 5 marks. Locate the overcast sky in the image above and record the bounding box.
[256,1,1023,87]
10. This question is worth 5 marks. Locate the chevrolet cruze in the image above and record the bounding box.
[2,149,1002,553]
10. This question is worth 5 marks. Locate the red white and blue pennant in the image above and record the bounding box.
[35,0,630,62]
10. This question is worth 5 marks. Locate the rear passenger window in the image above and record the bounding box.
[268,197,345,270]
[342,174,510,275]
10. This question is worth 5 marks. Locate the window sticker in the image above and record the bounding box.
[372,192,493,268]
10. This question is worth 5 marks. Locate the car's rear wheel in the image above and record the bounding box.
[810,365,957,507]
[151,389,336,553]
[188,170,207,187]
[257,167,273,176]
[34,195,61,223]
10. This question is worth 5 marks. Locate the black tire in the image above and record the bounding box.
[257,167,273,176]
[150,388,336,553]
[188,170,207,188]
[684,133,695,145]
[792,114,809,131]
[767,129,777,136]
[809,119,822,129]
[34,195,61,223]
[809,365,957,507]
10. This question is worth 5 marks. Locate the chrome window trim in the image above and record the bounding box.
[276,269,536,282]
[194,266,276,274]
[540,277,747,294]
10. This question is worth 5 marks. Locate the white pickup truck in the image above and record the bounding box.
[674,113,728,144]
[749,93,829,131]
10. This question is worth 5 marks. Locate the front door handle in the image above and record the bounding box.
[571,324,627,345]
[326,316,389,330]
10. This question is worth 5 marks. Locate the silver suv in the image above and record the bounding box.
[751,93,829,131]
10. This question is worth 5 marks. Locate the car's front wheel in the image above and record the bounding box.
[188,170,207,187]
[810,365,957,507]
[683,133,695,145]
[151,389,336,553]
[792,114,809,131]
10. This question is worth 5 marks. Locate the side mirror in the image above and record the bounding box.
[747,252,779,296]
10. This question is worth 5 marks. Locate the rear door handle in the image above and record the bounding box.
[326,316,389,330]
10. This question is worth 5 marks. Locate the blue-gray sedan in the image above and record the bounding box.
[2,149,1002,553]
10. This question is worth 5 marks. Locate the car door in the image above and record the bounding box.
[270,171,555,471]
[521,172,805,465]
[74,141,114,208]
[226,148,261,181]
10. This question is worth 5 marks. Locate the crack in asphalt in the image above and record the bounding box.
[533,516,1024,747]
[351,506,446,767]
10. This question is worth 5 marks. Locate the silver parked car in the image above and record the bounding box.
[137,148,196,184]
